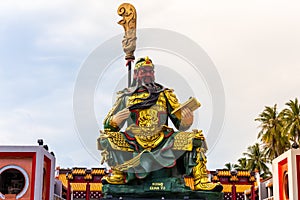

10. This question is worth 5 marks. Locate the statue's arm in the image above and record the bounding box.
[103,93,128,131]
[164,89,193,131]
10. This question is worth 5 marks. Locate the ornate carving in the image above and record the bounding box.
[102,169,126,184]
[127,92,167,110]
[138,109,159,132]
[193,147,222,191]
[127,92,150,107]
[135,131,164,149]
[103,131,134,152]
[173,132,195,151]
[118,3,137,60]
[163,89,181,112]
[173,130,206,151]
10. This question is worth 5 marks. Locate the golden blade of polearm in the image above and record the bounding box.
[118,3,137,87]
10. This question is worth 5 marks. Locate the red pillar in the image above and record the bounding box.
[232,184,236,200]
[66,180,71,200]
[251,185,256,200]
[86,182,90,200]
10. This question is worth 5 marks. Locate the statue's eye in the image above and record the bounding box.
[141,69,154,73]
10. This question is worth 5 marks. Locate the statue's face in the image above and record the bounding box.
[136,66,155,84]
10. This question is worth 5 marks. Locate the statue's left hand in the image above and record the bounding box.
[180,107,194,126]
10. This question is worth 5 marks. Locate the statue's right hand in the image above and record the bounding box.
[111,108,130,127]
[99,134,110,139]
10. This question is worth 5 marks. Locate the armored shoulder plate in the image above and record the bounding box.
[163,89,180,110]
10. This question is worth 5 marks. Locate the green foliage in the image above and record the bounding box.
[255,98,300,162]
[222,98,300,179]
[281,98,300,146]
[243,143,271,178]
[235,158,248,170]
[255,104,290,160]
[223,162,235,170]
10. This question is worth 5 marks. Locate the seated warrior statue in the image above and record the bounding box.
[98,56,221,191]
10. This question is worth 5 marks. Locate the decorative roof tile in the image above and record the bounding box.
[72,168,86,175]
[91,168,106,175]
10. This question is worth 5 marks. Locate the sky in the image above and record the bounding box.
[1,0,300,171]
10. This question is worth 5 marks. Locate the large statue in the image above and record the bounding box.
[97,56,222,192]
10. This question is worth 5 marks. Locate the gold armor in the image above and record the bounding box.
[124,89,177,150]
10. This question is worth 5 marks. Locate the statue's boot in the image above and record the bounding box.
[102,169,126,184]
[192,147,223,192]
[193,176,223,192]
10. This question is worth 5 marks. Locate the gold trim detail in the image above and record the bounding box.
[221,184,253,193]
[102,169,126,185]
[72,168,86,175]
[135,132,164,149]
[193,147,222,191]
[66,173,73,180]
[127,92,167,110]
[70,183,86,191]
[173,132,195,151]
[69,183,103,192]
[91,169,105,175]
[237,170,251,177]
[84,174,93,180]
[106,131,134,152]
[249,176,256,182]
[127,92,150,107]
[230,175,239,182]
[217,170,231,177]
[164,89,180,114]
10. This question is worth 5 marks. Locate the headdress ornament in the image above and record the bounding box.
[134,56,154,70]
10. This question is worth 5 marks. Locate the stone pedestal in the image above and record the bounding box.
[101,177,223,200]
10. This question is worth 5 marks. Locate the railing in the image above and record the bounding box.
[54,194,66,200]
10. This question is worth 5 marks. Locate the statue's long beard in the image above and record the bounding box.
[126,78,165,110]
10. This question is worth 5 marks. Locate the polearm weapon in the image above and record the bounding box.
[118,3,136,87]
[118,3,137,87]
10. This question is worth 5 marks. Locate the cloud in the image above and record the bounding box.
[1,0,300,170]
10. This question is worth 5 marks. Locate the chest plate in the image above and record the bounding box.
[126,91,169,149]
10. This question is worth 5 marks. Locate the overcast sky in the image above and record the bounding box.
[1,0,300,170]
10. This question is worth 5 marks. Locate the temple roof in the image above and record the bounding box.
[57,168,106,192]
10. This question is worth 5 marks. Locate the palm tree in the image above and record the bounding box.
[255,104,290,160]
[234,157,248,170]
[224,162,235,171]
[243,143,271,178]
[281,98,300,148]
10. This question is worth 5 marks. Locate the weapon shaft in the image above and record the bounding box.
[127,60,132,87]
